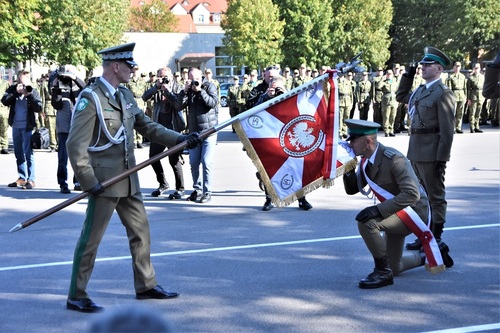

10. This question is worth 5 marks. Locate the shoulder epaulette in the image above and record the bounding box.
[384,149,396,159]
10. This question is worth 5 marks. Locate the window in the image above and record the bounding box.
[213,13,220,23]
[197,14,205,23]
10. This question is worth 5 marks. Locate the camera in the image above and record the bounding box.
[191,80,200,87]
[24,85,33,93]
[58,75,73,85]
[275,87,285,96]
[160,77,170,84]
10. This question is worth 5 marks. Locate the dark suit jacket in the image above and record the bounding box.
[344,143,428,221]
[397,76,455,162]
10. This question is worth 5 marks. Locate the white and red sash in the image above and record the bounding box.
[361,158,445,273]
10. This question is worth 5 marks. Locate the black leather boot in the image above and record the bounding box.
[359,256,394,289]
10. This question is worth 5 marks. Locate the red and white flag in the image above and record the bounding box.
[236,72,356,206]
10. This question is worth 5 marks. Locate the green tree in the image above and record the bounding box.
[129,0,179,32]
[37,0,129,70]
[330,0,392,70]
[390,0,499,67]
[0,0,42,67]
[221,0,285,71]
[272,0,334,70]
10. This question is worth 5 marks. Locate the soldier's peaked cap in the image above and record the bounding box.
[419,46,451,68]
[98,42,137,67]
[345,119,380,141]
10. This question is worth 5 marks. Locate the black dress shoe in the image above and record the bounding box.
[168,190,184,200]
[405,238,422,250]
[151,184,169,197]
[389,133,396,137]
[262,198,274,211]
[1,148,9,154]
[438,241,454,268]
[187,190,202,202]
[455,129,463,134]
[136,285,179,300]
[67,298,104,313]
[298,198,313,210]
[474,129,483,133]
[358,269,394,289]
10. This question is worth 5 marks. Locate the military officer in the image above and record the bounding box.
[380,69,399,136]
[396,47,456,261]
[371,68,385,126]
[342,119,447,288]
[0,77,10,154]
[204,68,220,104]
[283,67,293,90]
[446,61,468,133]
[483,51,500,100]
[126,65,147,148]
[65,42,201,313]
[467,63,485,133]
[356,72,372,120]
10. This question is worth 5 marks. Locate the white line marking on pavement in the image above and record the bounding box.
[421,322,500,333]
[0,223,498,272]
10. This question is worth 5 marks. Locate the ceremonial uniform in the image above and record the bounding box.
[356,73,372,120]
[371,69,385,126]
[446,62,467,132]
[342,119,450,289]
[126,70,147,147]
[338,75,353,138]
[396,47,456,250]
[66,43,193,312]
[467,67,485,132]
[381,71,399,136]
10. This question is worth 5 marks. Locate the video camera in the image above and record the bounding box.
[160,77,170,84]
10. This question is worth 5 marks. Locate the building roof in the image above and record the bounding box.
[130,0,226,33]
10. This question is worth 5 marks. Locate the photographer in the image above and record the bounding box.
[165,67,219,203]
[2,69,43,189]
[142,67,185,199]
[51,65,86,193]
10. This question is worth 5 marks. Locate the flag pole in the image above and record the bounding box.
[8,74,333,233]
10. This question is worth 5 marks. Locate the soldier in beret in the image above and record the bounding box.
[65,42,202,313]
[396,46,456,262]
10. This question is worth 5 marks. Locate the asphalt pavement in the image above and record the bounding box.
[0,108,499,333]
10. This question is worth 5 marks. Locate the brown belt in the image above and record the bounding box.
[411,128,440,134]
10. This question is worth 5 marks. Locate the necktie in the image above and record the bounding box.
[365,161,373,178]
[115,90,120,102]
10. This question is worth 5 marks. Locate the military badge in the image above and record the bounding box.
[76,98,89,112]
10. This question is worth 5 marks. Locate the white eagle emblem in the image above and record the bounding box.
[287,122,315,150]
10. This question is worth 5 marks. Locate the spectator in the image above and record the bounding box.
[50,64,86,194]
[166,67,219,204]
[142,67,186,199]
[2,69,42,189]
